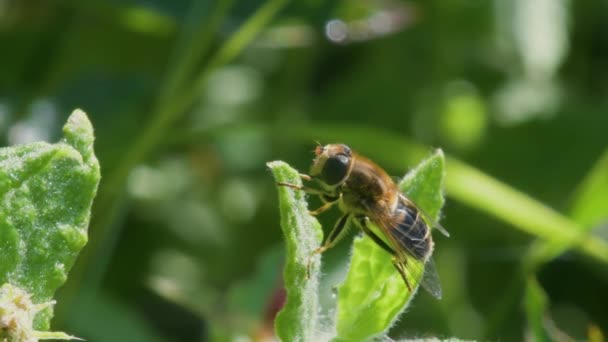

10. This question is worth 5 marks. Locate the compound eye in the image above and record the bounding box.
[321,154,350,185]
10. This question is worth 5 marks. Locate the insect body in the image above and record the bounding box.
[279,143,449,298]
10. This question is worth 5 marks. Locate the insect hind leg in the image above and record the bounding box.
[357,215,414,292]
[357,216,394,255]
[392,257,413,292]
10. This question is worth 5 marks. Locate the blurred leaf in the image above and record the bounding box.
[159,0,234,104]
[228,244,284,318]
[72,0,291,312]
[65,289,165,342]
[525,148,608,269]
[334,150,445,341]
[267,161,323,342]
[0,109,100,330]
[88,0,290,264]
[570,148,608,229]
[146,249,218,320]
[524,277,550,342]
[587,324,605,342]
[162,0,290,117]
[439,85,487,151]
[445,157,608,264]
[63,0,176,37]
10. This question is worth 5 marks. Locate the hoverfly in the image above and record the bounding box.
[279,143,449,298]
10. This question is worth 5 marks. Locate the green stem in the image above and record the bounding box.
[158,0,234,104]
[100,0,289,211]
[165,0,289,121]
[445,158,608,264]
[524,147,608,270]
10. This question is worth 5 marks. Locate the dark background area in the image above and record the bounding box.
[1,0,607,341]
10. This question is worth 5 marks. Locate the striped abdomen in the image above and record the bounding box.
[389,197,432,260]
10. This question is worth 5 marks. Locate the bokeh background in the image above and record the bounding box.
[1,0,608,341]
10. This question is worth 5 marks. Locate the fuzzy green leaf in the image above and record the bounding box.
[267,161,323,342]
[0,109,100,330]
[335,149,446,341]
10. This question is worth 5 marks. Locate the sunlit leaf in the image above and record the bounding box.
[0,109,100,331]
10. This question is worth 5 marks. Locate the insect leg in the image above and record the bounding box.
[306,213,350,278]
[309,200,337,216]
[277,182,328,196]
[278,175,330,196]
[357,216,394,254]
[278,182,337,215]
[358,216,413,292]
[392,258,413,292]
[299,173,312,181]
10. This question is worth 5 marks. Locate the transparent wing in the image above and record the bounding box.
[420,258,442,299]
[370,214,442,299]
[363,193,444,299]
[384,220,443,299]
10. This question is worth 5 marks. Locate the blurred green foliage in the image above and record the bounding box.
[1,0,607,341]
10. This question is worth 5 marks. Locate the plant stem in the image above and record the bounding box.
[445,158,608,264]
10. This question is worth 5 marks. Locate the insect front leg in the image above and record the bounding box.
[278,175,339,215]
[277,182,327,195]
[277,173,327,196]
[306,213,351,278]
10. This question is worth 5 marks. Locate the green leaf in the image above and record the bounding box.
[0,109,100,330]
[267,161,323,342]
[335,149,446,341]
[399,149,445,219]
